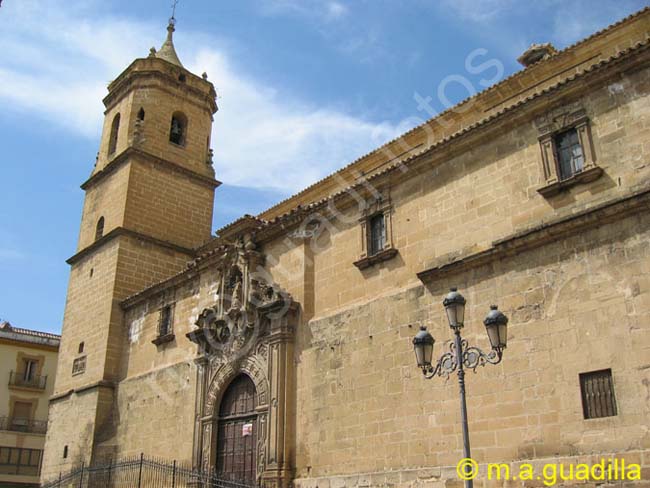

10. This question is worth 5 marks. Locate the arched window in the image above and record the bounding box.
[95,217,105,241]
[169,112,187,146]
[137,107,145,121]
[108,113,120,155]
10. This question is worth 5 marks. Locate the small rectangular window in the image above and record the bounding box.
[369,213,386,256]
[72,356,87,376]
[22,359,37,381]
[554,128,584,180]
[12,401,32,427]
[580,369,617,419]
[159,305,173,337]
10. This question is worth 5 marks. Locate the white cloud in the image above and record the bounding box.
[438,0,515,23]
[188,50,398,190]
[548,2,630,46]
[326,2,349,20]
[260,0,349,21]
[0,248,25,262]
[0,0,401,193]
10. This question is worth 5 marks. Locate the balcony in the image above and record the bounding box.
[8,370,47,390]
[0,416,48,434]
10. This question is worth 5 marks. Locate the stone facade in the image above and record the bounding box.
[44,9,650,488]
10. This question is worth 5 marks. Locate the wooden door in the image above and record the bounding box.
[216,375,257,484]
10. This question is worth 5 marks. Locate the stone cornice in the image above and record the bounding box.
[0,337,59,352]
[216,214,265,241]
[81,147,221,191]
[66,227,196,266]
[49,380,115,404]
[417,184,650,283]
[106,80,216,117]
[104,57,217,114]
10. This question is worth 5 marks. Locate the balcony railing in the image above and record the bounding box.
[8,370,47,390]
[0,416,48,434]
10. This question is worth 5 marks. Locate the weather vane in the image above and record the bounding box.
[171,0,179,21]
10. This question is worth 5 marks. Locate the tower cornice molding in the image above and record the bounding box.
[66,226,196,266]
[104,57,217,114]
[81,147,221,191]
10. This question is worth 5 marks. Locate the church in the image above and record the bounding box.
[42,7,650,487]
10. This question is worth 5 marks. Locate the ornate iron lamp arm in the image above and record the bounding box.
[462,342,503,372]
[421,341,458,379]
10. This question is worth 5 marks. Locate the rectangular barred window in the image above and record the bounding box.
[159,305,173,337]
[153,304,176,346]
[580,369,617,419]
[369,213,386,256]
[72,356,86,376]
[554,128,585,180]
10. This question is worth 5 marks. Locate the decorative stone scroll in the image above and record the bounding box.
[187,235,292,361]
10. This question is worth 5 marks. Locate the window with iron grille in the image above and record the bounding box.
[554,128,584,180]
[580,369,617,419]
[536,106,602,197]
[369,213,386,256]
[72,356,86,376]
[159,305,174,337]
[353,199,397,270]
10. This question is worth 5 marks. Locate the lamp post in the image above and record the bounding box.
[413,288,508,488]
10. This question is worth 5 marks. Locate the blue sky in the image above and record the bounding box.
[0,0,647,334]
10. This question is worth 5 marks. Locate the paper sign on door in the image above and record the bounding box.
[242,423,253,436]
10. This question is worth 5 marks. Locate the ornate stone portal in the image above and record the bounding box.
[187,236,298,488]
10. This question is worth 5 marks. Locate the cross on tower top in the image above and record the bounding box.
[170,0,179,24]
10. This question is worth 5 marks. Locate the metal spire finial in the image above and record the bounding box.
[154,0,183,67]
[170,0,179,24]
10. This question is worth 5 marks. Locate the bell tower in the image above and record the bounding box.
[42,20,219,480]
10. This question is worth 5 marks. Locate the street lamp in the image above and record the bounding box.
[413,288,508,488]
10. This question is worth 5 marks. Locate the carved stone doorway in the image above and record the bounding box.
[216,374,258,484]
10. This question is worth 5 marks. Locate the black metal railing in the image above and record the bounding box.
[42,453,257,488]
[0,415,48,434]
[9,370,47,389]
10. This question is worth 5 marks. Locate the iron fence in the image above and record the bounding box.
[42,453,256,488]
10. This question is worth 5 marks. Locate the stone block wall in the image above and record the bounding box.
[123,157,215,250]
[293,212,650,485]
